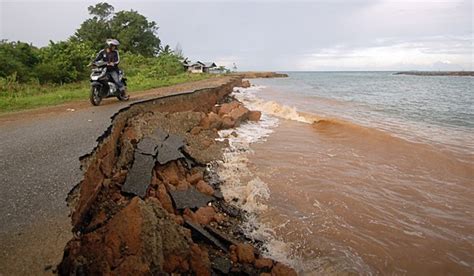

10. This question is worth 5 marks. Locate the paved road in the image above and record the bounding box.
[0,101,130,233]
[0,77,230,275]
[0,99,134,275]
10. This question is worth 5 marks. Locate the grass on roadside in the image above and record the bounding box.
[0,73,213,113]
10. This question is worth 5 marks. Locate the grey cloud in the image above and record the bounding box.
[1,0,472,70]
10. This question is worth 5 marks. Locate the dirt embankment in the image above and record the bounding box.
[58,77,296,275]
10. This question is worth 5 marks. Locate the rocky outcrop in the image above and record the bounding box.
[248,110,262,121]
[199,100,256,131]
[241,80,251,88]
[59,78,296,275]
[59,197,191,275]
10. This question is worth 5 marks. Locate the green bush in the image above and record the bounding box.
[35,40,96,84]
[0,41,39,82]
[0,74,22,94]
[141,53,184,78]
[119,52,184,79]
[34,62,71,84]
[0,40,96,84]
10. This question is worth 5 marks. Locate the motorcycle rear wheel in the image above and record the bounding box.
[90,87,102,106]
[117,89,129,101]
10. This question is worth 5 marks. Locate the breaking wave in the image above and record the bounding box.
[219,82,474,275]
[233,86,314,124]
[233,86,474,164]
[216,87,306,269]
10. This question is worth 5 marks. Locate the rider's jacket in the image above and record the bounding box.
[94,49,120,71]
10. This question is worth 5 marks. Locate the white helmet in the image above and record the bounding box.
[106,39,120,47]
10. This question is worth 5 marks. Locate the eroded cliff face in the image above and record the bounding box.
[59,77,296,276]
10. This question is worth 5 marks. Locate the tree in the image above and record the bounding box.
[74,3,114,51]
[74,3,161,56]
[73,18,112,51]
[110,10,161,56]
[88,2,114,19]
[159,44,173,56]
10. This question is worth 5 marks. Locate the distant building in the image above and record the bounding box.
[182,60,217,73]
[209,66,226,74]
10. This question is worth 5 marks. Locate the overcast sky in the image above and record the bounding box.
[0,0,472,71]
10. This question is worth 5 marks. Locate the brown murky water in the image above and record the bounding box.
[248,119,474,275]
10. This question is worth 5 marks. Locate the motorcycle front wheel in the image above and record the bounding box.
[90,86,102,106]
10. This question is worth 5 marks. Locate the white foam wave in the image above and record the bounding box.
[216,86,303,269]
[233,86,314,124]
[217,112,277,214]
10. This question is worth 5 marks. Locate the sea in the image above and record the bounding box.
[216,72,474,275]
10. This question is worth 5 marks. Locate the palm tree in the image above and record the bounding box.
[159,44,172,55]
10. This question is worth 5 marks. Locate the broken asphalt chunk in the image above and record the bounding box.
[136,137,157,155]
[184,218,228,252]
[211,256,232,274]
[163,133,185,149]
[121,152,155,198]
[151,128,186,165]
[204,225,238,247]
[156,134,185,164]
[169,186,214,210]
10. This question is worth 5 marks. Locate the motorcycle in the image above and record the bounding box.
[89,60,129,106]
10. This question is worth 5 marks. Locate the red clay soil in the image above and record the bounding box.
[59,77,296,275]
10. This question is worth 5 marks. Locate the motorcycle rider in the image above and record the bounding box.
[94,39,126,94]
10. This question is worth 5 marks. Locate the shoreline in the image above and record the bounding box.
[58,76,296,275]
